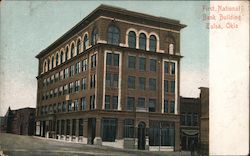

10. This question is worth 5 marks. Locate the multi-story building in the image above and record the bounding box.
[180,97,200,151]
[35,5,186,151]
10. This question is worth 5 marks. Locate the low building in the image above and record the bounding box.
[199,87,209,155]
[180,97,200,151]
[1,107,36,136]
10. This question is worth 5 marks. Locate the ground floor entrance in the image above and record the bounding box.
[36,114,180,151]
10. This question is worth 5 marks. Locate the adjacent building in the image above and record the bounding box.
[1,107,36,136]
[35,5,186,151]
[180,97,200,151]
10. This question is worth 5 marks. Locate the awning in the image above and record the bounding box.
[182,129,199,136]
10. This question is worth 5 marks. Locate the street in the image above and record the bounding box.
[0,133,191,156]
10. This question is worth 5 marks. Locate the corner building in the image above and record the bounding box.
[35,5,186,151]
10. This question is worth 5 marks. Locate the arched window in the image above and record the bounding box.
[91,28,98,45]
[48,59,50,70]
[65,47,69,61]
[56,53,59,66]
[128,31,136,48]
[83,34,89,50]
[107,25,120,45]
[139,33,146,50]
[71,44,75,58]
[76,40,81,55]
[60,51,64,63]
[149,35,157,52]
[169,44,174,54]
[51,56,54,68]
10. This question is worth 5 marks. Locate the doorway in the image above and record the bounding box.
[138,122,146,150]
[87,118,96,144]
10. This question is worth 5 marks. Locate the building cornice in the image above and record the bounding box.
[35,4,186,59]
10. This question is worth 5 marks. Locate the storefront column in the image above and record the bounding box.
[94,117,102,145]
[69,119,73,141]
[76,119,79,142]
[83,118,88,144]
[174,121,180,151]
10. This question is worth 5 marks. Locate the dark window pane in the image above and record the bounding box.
[139,57,146,71]
[106,53,112,65]
[138,98,145,108]
[105,95,111,110]
[139,33,146,50]
[139,77,146,90]
[126,97,135,111]
[150,59,157,72]
[128,76,136,89]
[102,118,117,142]
[128,31,136,48]
[128,56,136,69]
[108,25,120,45]
[149,78,156,91]
[114,54,119,66]
[149,35,157,51]
[112,96,118,110]
[124,119,134,138]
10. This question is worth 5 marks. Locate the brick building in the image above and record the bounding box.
[35,5,186,151]
[1,107,35,136]
[180,97,200,151]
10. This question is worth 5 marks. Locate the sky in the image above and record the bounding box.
[0,1,209,116]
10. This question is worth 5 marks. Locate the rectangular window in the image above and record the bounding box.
[112,96,118,110]
[113,74,119,88]
[105,95,111,110]
[50,90,53,98]
[90,95,95,110]
[82,78,87,90]
[138,97,145,108]
[102,118,117,142]
[149,99,156,112]
[181,113,186,125]
[57,103,62,112]
[106,53,112,65]
[79,119,83,136]
[82,59,88,71]
[124,119,134,138]
[149,78,156,91]
[164,80,168,92]
[128,76,136,89]
[56,120,60,134]
[63,84,68,95]
[59,86,63,96]
[91,54,96,68]
[90,74,96,88]
[46,78,50,86]
[106,73,111,88]
[126,97,135,111]
[55,73,59,82]
[171,81,175,93]
[164,62,169,74]
[64,68,69,79]
[164,100,168,113]
[128,56,136,69]
[139,77,146,90]
[74,99,79,111]
[171,62,175,75]
[81,97,86,111]
[193,113,198,126]
[69,82,74,93]
[70,65,74,77]
[51,75,54,84]
[113,54,119,66]
[75,80,80,92]
[60,70,64,80]
[75,62,80,74]
[139,57,146,71]
[150,59,157,72]
[54,88,58,97]
[187,113,192,126]
[170,101,175,113]
[62,101,66,112]
[68,100,72,112]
